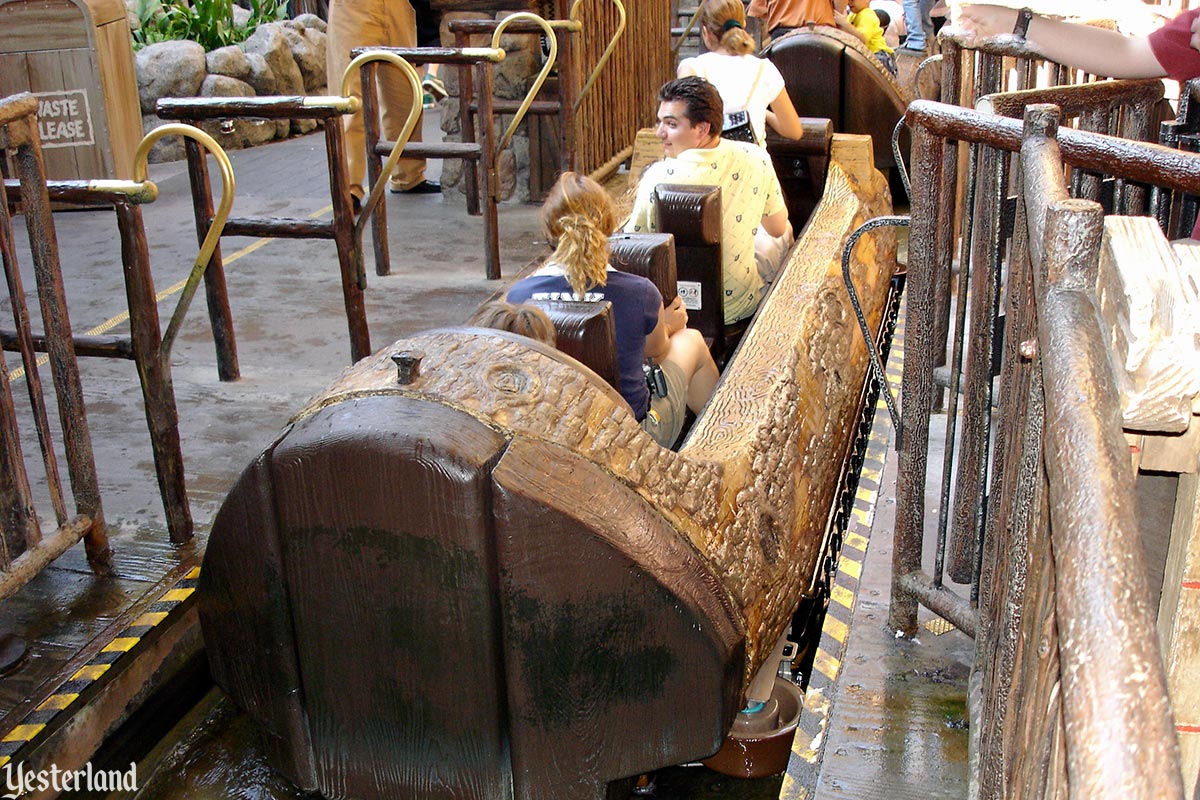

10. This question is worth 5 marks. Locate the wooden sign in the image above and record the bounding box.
[629,127,664,182]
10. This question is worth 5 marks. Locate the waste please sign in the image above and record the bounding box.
[35,89,95,149]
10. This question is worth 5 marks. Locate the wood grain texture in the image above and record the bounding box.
[296,149,895,686]
[493,438,743,799]
[203,143,895,799]
[0,0,140,180]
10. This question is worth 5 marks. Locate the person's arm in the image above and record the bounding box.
[955,4,1166,78]
[623,174,658,233]
[645,306,672,361]
[834,9,870,43]
[663,295,689,336]
[761,207,789,238]
[766,86,804,140]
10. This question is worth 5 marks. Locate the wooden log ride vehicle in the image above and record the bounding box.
[763,26,909,182]
[196,136,897,799]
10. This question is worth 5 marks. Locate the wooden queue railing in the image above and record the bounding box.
[354,14,553,281]
[895,98,1199,797]
[3,112,237,552]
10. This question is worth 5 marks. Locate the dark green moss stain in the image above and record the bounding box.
[930,693,969,729]
[310,523,487,594]
[286,524,494,707]
[507,589,674,727]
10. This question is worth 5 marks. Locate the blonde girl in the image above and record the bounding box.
[506,173,719,447]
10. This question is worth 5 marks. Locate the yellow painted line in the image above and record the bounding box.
[185,566,201,579]
[0,756,8,768]
[780,774,811,800]
[859,463,883,484]
[70,663,110,682]
[36,694,78,712]
[101,637,141,654]
[812,647,840,683]
[845,531,869,552]
[856,484,878,504]
[133,611,169,628]
[824,614,849,644]
[851,506,872,527]
[802,684,830,717]
[839,557,862,580]
[161,587,195,603]
[2,724,44,742]
[830,583,855,610]
[794,743,819,763]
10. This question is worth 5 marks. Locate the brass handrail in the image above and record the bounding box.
[132,124,234,368]
[491,12,558,155]
[341,50,422,244]
[570,0,626,111]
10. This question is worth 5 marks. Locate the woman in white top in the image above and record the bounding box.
[677,0,804,147]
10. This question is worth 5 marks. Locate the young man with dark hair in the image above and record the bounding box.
[624,76,793,325]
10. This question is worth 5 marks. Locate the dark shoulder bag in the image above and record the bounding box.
[720,60,765,144]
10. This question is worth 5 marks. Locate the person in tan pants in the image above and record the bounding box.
[326,0,439,200]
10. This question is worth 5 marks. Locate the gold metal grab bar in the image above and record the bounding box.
[341,50,422,246]
[491,12,558,155]
[571,0,626,110]
[132,123,234,367]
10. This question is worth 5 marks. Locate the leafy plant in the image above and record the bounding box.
[132,0,287,51]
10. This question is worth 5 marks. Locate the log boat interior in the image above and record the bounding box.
[1,3,1200,800]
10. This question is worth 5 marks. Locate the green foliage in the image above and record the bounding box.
[132,0,287,52]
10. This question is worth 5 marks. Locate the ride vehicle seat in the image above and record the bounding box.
[762,29,907,178]
[608,232,678,305]
[524,298,621,391]
[651,184,744,364]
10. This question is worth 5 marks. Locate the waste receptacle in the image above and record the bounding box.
[0,0,140,180]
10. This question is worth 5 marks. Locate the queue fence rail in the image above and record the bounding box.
[923,32,1163,406]
[354,44,509,281]
[930,78,1169,594]
[895,97,1200,797]
[0,92,110,599]
[154,95,369,365]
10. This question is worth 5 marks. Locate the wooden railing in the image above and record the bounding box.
[894,96,1200,796]
[0,93,110,595]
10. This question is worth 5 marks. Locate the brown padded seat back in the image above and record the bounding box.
[767,117,835,230]
[608,232,677,304]
[763,28,908,174]
[526,298,621,391]
[654,184,722,246]
[652,184,730,360]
